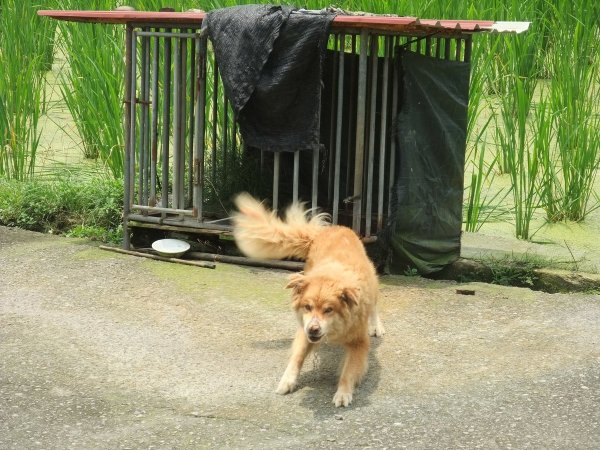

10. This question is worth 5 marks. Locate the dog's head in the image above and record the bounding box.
[286,271,359,344]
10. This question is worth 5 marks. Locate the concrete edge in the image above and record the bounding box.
[431,258,600,294]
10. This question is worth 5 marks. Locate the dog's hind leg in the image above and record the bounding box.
[276,328,314,395]
[333,339,369,407]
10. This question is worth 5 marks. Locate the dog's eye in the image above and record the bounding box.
[323,307,333,314]
[304,304,312,312]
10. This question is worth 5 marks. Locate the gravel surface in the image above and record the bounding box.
[1,226,599,449]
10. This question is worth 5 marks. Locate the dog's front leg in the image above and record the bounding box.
[333,339,369,407]
[276,328,313,395]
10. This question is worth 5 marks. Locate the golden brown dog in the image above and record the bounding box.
[233,193,384,407]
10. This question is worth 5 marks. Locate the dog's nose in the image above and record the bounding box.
[308,324,321,335]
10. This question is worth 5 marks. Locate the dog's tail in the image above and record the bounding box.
[232,192,329,260]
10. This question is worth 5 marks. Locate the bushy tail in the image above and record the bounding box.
[232,193,329,260]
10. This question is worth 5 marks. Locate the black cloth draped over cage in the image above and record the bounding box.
[203,4,335,152]
[204,5,470,275]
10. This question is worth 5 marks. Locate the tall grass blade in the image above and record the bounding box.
[0,0,55,180]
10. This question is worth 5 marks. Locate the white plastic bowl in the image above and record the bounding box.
[151,239,190,258]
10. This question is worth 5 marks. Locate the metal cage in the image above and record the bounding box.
[121,18,473,248]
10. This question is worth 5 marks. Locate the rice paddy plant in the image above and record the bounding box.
[478,0,549,96]
[544,0,600,222]
[466,29,501,149]
[533,98,559,221]
[464,141,508,232]
[463,35,506,233]
[0,0,56,180]
[495,74,540,240]
[55,0,127,178]
[489,23,542,174]
[54,0,181,181]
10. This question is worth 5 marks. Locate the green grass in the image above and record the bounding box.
[0,176,123,243]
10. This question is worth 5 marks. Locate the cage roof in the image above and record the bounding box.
[38,10,530,35]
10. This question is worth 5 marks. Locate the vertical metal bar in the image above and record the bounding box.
[312,147,319,213]
[187,32,196,208]
[345,34,357,201]
[444,37,452,60]
[173,34,182,210]
[388,40,399,218]
[123,25,133,249]
[293,150,299,203]
[352,29,369,234]
[273,152,280,211]
[179,35,187,210]
[425,36,432,57]
[435,37,442,58]
[139,29,150,208]
[129,30,138,208]
[161,29,172,212]
[260,150,265,175]
[377,36,391,232]
[455,38,462,61]
[365,34,378,237]
[211,60,219,184]
[328,34,339,203]
[193,32,207,221]
[223,95,229,186]
[464,36,472,63]
[332,32,345,225]
[149,32,159,207]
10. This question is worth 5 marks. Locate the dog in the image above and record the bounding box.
[232,193,384,407]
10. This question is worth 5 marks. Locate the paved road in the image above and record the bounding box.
[1,226,599,449]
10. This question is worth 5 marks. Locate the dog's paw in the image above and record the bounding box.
[276,377,297,395]
[333,390,353,407]
[369,322,386,337]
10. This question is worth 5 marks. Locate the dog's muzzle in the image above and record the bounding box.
[306,321,323,343]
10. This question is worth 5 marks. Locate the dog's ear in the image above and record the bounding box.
[340,287,359,308]
[285,272,306,296]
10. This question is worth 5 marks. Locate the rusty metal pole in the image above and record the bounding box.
[193,31,207,222]
[365,34,379,237]
[352,29,369,233]
[332,32,345,225]
[123,24,133,249]
[377,35,391,232]
[161,28,172,215]
[149,30,159,207]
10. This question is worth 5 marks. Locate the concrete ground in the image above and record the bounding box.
[1,226,599,449]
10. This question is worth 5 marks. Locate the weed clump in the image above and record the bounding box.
[0,177,123,244]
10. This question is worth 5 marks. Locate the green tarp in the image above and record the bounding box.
[380,49,470,275]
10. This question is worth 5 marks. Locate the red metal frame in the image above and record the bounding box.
[37,10,495,34]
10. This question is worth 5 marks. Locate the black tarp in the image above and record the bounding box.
[204,5,335,152]
[379,49,470,274]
